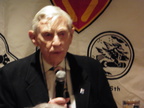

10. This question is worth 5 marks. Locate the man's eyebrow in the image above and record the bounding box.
[41,28,52,33]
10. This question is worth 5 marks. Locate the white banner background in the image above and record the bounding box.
[0,0,144,107]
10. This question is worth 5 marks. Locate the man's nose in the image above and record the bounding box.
[52,35,61,46]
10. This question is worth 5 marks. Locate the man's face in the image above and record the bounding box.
[30,17,74,66]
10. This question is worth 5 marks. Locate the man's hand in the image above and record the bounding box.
[48,97,70,107]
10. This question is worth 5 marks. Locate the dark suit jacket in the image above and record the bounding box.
[0,50,117,108]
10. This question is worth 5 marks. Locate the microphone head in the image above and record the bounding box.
[56,70,66,82]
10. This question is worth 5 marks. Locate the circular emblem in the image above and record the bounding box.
[87,31,134,80]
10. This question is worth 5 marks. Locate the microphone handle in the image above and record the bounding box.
[56,81,64,97]
[63,89,70,98]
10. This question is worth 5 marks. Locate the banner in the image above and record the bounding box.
[0,0,144,107]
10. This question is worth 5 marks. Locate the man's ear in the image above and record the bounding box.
[69,27,75,44]
[72,27,75,33]
[28,30,39,46]
[70,27,75,37]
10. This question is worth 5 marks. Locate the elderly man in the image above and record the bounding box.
[0,5,117,108]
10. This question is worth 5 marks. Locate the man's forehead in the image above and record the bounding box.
[39,18,69,32]
[41,26,68,33]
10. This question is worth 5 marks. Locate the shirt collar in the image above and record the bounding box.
[40,52,70,72]
[41,57,66,72]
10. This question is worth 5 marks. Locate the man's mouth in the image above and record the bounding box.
[52,51,63,54]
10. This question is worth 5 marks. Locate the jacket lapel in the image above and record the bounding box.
[25,51,49,105]
[26,75,48,105]
[74,80,90,108]
[67,53,90,108]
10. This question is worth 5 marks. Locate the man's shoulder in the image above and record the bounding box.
[0,51,41,79]
[0,51,37,71]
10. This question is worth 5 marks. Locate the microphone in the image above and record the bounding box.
[55,70,70,108]
[55,70,66,97]
[55,70,66,82]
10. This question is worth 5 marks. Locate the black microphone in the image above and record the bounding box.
[55,70,70,108]
[55,70,66,97]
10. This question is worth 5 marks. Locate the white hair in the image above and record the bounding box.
[32,5,73,32]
